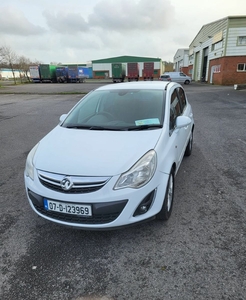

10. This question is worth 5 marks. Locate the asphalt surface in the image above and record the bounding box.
[0,79,111,94]
[0,81,246,300]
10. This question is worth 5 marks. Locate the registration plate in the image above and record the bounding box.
[44,199,92,216]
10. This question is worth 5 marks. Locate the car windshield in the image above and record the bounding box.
[62,89,165,131]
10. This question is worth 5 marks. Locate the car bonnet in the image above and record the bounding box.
[33,125,162,176]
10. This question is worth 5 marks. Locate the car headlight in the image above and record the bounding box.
[114,150,157,190]
[25,143,39,180]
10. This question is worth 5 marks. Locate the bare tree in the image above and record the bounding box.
[17,55,31,82]
[32,59,43,65]
[0,46,18,84]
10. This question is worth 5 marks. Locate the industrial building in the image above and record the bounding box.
[173,49,189,75]
[91,56,162,80]
[174,15,246,85]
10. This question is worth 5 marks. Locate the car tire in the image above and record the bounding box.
[184,130,193,156]
[156,169,174,221]
[184,80,190,84]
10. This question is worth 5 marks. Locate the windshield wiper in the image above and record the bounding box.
[64,124,162,131]
[126,124,163,131]
[65,125,107,130]
[65,125,125,131]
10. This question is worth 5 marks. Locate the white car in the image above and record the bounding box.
[24,81,194,229]
[161,72,191,84]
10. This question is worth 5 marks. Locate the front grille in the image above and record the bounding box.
[38,170,110,194]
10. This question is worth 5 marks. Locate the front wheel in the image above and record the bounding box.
[156,169,174,221]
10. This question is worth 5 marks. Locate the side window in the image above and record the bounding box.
[169,107,175,132]
[169,90,181,133]
[171,89,181,117]
[177,87,187,113]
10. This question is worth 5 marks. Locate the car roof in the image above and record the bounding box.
[96,81,177,91]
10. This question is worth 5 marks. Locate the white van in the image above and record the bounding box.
[161,72,191,84]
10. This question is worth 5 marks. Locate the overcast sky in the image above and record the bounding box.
[0,0,245,64]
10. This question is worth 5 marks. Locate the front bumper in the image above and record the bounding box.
[28,189,128,225]
[24,170,169,229]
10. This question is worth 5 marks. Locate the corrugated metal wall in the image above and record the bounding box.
[226,28,246,56]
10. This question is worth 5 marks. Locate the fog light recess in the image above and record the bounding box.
[133,189,156,217]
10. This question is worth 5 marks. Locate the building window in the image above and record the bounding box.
[213,65,221,73]
[238,36,246,45]
[211,41,223,51]
[237,63,246,72]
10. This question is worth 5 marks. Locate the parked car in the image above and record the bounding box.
[159,74,171,81]
[24,81,194,230]
[161,72,191,84]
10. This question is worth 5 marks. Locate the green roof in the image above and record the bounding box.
[92,55,161,64]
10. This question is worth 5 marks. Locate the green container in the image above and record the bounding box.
[39,64,57,82]
[112,63,126,83]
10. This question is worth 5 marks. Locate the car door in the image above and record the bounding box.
[177,86,193,150]
[169,87,190,169]
[173,73,181,83]
[170,73,179,83]
[178,72,187,84]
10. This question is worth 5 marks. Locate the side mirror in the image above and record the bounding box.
[59,114,67,123]
[175,116,191,129]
